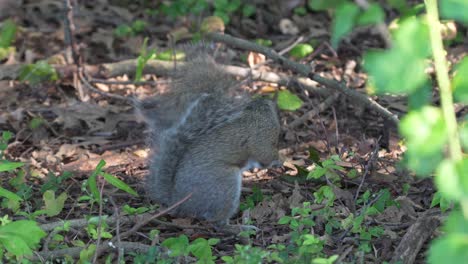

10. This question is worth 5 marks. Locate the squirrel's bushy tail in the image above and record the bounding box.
[145,50,247,204]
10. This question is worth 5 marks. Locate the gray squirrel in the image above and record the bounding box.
[141,50,281,231]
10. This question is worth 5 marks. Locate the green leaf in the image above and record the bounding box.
[430,191,452,212]
[0,19,17,48]
[162,235,190,257]
[101,172,138,196]
[460,119,468,151]
[88,159,106,202]
[254,38,272,47]
[277,90,303,111]
[131,20,147,33]
[188,238,215,262]
[213,10,230,24]
[308,0,346,11]
[312,255,339,264]
[278,216,291,225]
[29,117,44,129]
[356,3,385,26]
[19,60,59,85]
[408,81,432,110]
[155,49,185,61]
[242,4,256,17]
[440,0,468,25]
[78,244,96,264]
[400,106,447,176]
[114,25,133,38]
[308,166,327,179]
[400,106,447,155]
[428,233,468,263]
[2,131,12,141]
[308,147,321,165]
[435,158,468,201]
[289,43,314,59]
[0,161,24,172]
[43,190,68,217]
[403,149,443,176]
[0,220,46,257]
[331,2,360,48]
[364,18,430,94]
[0,186,22,202]
[386,0,407,12]
[452,57,468,104]
[294,7,308,16]
[135,38,156,82]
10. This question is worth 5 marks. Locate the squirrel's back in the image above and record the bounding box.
[143,48,281,227]
[144,50,246,204]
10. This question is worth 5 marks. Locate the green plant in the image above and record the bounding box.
[0,219,46,260]
[160,0,208,19]
[239,185,264,210]
[289,43,314,59]
[114,20,148,38]
[122,204,149,215]
[160,235,219,263]
[277,90,303,111]
[40,171,73,193]
[308,0,385,47]
[134,38,156,82]
[277,202,332,262]
[0,19,16,60]
[222,244,280,263]
[307,155,344,182]
[19,60,59,85]
[86,159,138,203]
[86,216,112,240]
[356,1,468,261]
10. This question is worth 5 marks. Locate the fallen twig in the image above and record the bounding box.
[206,32,399,125]
[288,93,340,128]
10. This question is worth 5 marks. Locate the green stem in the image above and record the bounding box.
[425,0,462,161]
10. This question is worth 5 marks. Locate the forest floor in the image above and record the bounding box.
[1,0,467,263]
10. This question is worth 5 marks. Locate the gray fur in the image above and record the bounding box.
[144,51,281,227]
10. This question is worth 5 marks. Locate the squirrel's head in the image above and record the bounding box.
[241,98,281,167]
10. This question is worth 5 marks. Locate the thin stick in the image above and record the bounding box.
[206,32,399,125]
[112,193,192,242]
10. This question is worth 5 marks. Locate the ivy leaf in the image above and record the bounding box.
[435,159,468,201]
[162,235,190,257]
[101,172,138,196]
[0,161,24,172]
[428,211,468,263]
[440,0,468,25]
[289,43,314,59]
[308,0,346,11]
[452,57,468,104]
[0,19,17,48]
[400,106,447,155]
[19,60,59,85]
[0,186,22,202]
[0,220,46,257]
[277,90,303,111]
[331,2,360,48]
[356,3,385,26]
[364,18,430,94]
[43,190,68,217]
[79,244,96,264]
[88,159,106,202]
[400,106,447,176]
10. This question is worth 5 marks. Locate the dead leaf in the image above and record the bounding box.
[247,52,266,67]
